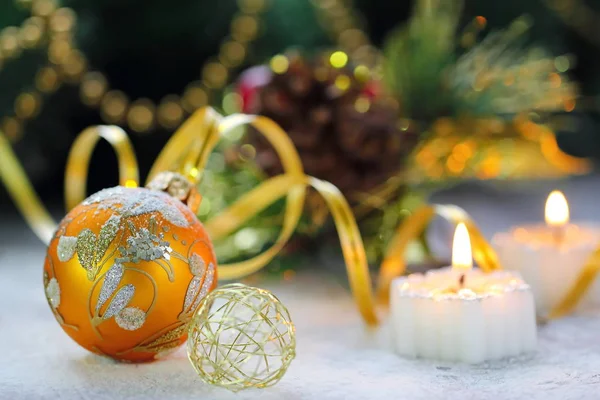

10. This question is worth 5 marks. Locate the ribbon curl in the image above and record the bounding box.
[0,107,595,324]
[547,247,600,319]
[0,133,56,243]
[65,125,139,211]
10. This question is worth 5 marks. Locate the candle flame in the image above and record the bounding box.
[452,223,473,272]
[545,190,569,227]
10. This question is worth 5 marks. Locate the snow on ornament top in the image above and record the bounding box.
[82,186,191,227]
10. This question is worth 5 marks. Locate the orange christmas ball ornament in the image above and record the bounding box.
[43,172,217,362]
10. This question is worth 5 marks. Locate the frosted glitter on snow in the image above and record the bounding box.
[82,187,190,227]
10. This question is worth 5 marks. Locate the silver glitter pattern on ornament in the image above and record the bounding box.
[96,263,124,312]
[187,284,296,391]
[82,187,190,227]
[183,260,215,314]
[103,284,135,319]
[75,229,99,278]
[184,276,202,311]
[197,264,215,302]
[57,236,77,262]
[115,307,146,330]
[95,215,121,263]
[45,278,61,308]
[120,228,172,263]
[189,253,206,276]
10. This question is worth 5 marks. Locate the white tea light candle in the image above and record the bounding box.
[493,190,600,316]
[391,223,537,364]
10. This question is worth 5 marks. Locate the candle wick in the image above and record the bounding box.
[551,225,565,245]
[459,274,465,287]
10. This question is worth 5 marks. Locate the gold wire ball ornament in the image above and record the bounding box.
[187,284,296,391]
[43,172,217,362]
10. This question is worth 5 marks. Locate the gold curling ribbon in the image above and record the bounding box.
[0,108,377,325]
[0,107,595,324]
[0,132,56,243]
[147,109,378,323]
[65,125,139,211]
[547,247,600,319]
[0,125,139,241]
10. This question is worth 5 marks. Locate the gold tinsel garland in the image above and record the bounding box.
[2,0,270,139]
[0,107,597,323]
[1,0,382,140]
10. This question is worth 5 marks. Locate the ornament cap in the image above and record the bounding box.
[146,172,202,213]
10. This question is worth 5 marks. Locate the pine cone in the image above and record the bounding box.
[242,53,419,202]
